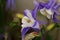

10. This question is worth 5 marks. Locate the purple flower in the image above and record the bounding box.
[21,1,40,40]
[5,0,16,10]
[21,9,40,40]
[36,0,60,23]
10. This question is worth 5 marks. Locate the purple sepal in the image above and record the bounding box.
[39,2,47,9]
[45,0,56,9]
[32,0,39,19]
[21,27,30,40]
[24,10,28,17]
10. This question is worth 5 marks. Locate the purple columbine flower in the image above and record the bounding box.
[21,1,40,40]
[5,0,16,11]
[35,0,60,23]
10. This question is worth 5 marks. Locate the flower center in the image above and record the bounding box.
[24,18,31,23]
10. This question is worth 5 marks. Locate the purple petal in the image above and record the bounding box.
[54,3,60,9]
[46,0,56,9]
[50,0,56,8]
[39,2,46,9]
[33,0,39,8]
[31,0,39,19]
[24,10,28,17]
[24,9,31,18]
[32,7,38,19]
[21,27,30,40]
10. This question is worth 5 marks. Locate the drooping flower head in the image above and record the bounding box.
[21,1,40,40]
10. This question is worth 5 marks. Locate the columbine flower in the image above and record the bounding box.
[21,9,40,40]
[21,1,40,40]
[5,0,16,10]
[35,0,60,23]
[38,0,56,19]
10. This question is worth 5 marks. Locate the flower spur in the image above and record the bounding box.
[21,9,40,40]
